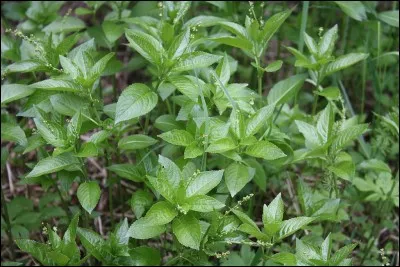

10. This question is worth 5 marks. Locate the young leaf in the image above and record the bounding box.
[115,83,158,124]
[245,141,286,160]
[334,1,367,21]
[184,195,225,212]
[158,129,194,146]
[186,170,224,197]
[1,84,35,104]
[128,217,166,239]
[118,135,158,150]
[267,74,307,105]
[26,153,80,178]
[278,217,314,240]
[324,53,369,76]
[77,181,101,214]
[378,10,399,27]
[1,123,27,146]
[145,201,178,225]
[205,137,237,153]
[265,60,283,72]
[172,51,222,72]
[263,193,284,226]
[318,25,338,58]
[330,124,369,153]
[261,10,292,47]
[131,190,153,219]
[245,104,275,137]
[225,162,255,197]
[125,29,164,66]
[316,103,333,144]
[172,214,201,250]
[303,32,319,55]
[30,79,83,92]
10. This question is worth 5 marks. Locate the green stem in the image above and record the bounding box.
[105,150,114,228]
[55,183,71,221]
[1,185,15,260]
[311,74,321,116]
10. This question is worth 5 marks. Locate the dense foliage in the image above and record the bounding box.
[1,1,399,266]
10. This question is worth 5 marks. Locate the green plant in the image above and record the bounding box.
[1,1,398,266]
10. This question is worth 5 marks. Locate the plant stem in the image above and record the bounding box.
[105,150,114,228]
[1,185,15,260]
[55,183,71,221]
[311,74,320,116]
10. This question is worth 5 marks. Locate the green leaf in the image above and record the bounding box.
[205,137,237,153]
[186,170,224,197]
[172,214,201,250]
[1,84,35,104]
[125,29,164,66]
[325,53,369,76]
[184,195,225,212]
[102,21,125,43]
[147,175,176,204]
[77,181,101,214]
[118,135,158,150]
[263,193,284,226]
[5,60,45,73]
[303,32,319,55]
[245,141,286,160]
[145,201,178,225]
[295,238,322,265]
[15,239,49,265]
[172,51,222,72]
[267,74,307,105]
[30,79,83,93]
[225,162,255,197]
[130,246,161,266]
[359,159,391,173]
[318,24,338,58]
[43,17,85,33]
[295,120,321,149]
[261,10,291,47]
[330,243,357,265]
[183,15,227,28]
[184,143,203,159]
[278,217,314,240]
[218,21,248,39]
[378,10,399,27]
[154,115,183,132]
[59,56,80,80]
[34,118,66,148]
[1,123,27,146]
[330,124,369,153]
[131,190,153,219]
[26,153,80,178]
[321,233,332,261]
[64,212,80,243]
[169,75,199,102]
[265,60,283,72]
[76,142,98,157]
[209,35,253,50]
[334,1,367,21]
[158,129,194,146]
[316,103,333,144]
[107,164,143,182]
[246,104,275,137]
[168,28,190,60]
[49,93,88,116]
[316,86,340,101]
[129,217,166,239]
[158,155,182,189]
[89,52,115,80]
[270,252,297,266]
[115,83,158,124]
[232,208,258,228]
